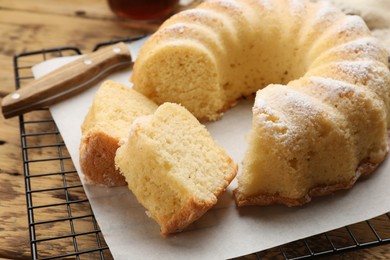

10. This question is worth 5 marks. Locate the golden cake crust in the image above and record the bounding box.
[234,134,389,207]
[160,160,237,236]
[80,130,127,186]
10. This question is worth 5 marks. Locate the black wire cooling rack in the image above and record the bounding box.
[14,37,390,259]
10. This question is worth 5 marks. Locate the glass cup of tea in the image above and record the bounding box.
[108,0,198,21]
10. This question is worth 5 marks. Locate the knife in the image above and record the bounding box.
[1,36,149,119]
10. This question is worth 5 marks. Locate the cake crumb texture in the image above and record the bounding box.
[79,80,158,186]
[115,103,237,235]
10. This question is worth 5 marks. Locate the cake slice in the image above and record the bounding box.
[80,80,158,186]
[115,103,237,236]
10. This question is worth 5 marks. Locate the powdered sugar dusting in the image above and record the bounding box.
[311,37,387,68]
[176,8,238,43]
[162,22,225,54]
[337,15,369,36]
[261,85,320,117]
[258,0,273,10]
[340,38,384,60]
[182,8,226,24]
[253,92,288,135]
[279,87,318,116]
[308,76,350,90]
[254,85,322,139]
[166,23,187,34]
[254,94,272,115]
[335,61,386,84]
[306,76,359,97]
[211,0,243,13]
[288,0,305,16]
[315,1,340,25]
[342,38,378,52]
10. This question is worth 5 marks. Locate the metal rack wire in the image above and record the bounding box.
[14,39,390,259]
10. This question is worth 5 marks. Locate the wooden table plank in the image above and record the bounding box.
[0,0,115,19]
[0,115,30,260]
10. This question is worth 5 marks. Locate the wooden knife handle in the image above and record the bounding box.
[1,42,132,119]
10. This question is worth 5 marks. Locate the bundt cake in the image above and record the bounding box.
[115,103,237,235]
[130,0,390,206]
[80,80,157,186]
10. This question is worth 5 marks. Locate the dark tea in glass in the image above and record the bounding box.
[108,0,180,21]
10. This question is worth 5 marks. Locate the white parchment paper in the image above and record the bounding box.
[32,39,390,260]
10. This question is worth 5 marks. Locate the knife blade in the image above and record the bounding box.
[1,36,149,119]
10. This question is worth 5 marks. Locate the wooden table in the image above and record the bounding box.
[0,1,389,259]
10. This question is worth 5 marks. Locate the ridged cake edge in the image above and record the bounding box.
[233,131,390,207]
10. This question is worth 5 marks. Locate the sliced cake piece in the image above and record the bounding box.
[115,103,237,236]
[80,80,158,186]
